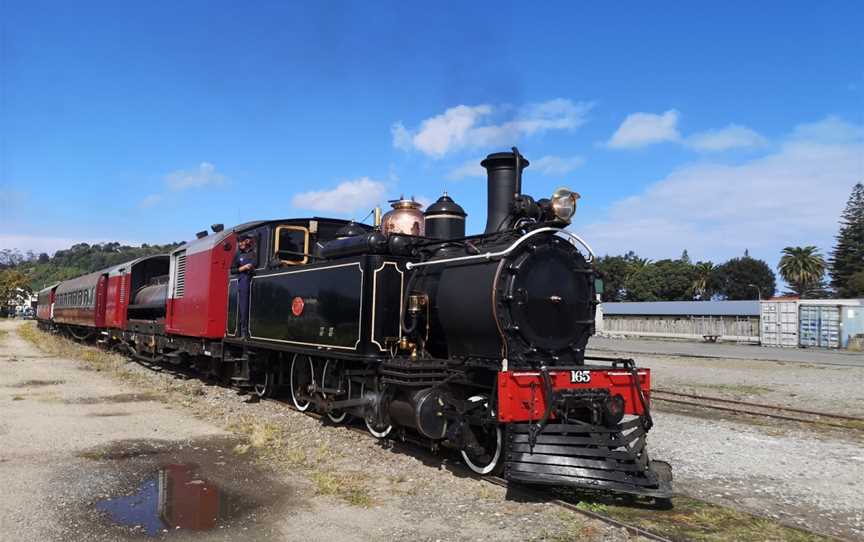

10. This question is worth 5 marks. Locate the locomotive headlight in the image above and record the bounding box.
[550,187,580,223]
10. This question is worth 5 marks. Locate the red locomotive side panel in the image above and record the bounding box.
[54,271,109,328]
[166,232,236,338]
[497,368,651,423]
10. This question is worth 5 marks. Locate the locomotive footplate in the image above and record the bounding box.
[504,418,672,498]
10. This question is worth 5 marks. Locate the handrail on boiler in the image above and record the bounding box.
[405,227,595,270]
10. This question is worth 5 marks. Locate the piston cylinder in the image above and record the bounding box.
[388,388,447,439]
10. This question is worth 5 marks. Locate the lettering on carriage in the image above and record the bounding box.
[570,370,591,384]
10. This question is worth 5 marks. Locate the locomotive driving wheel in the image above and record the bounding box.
[321,359,349,424]
[289,354,314,411]
[360,381,392,439]
[253,370,276,399]
[461,395,503,475]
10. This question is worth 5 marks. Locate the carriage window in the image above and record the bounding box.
[275,226,309,265]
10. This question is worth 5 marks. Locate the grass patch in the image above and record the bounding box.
[574,500,608,514]
[311,470,373,507]
[18,323,127,373]
[535,510,594,542]
[475,484,498,500]
[595,495,832,542]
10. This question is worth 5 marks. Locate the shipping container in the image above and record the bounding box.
[843,306,864,349]
[799,305,840,348]
[797,299,864,349]
[760,299,799,347]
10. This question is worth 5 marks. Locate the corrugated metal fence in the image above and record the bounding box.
[602,315,760,343]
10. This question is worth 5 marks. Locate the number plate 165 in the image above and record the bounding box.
[570,370,591,384]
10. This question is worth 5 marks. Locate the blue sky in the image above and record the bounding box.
[1,1,862,271]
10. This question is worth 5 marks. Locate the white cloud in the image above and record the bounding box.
[139,194,162,208]
[165,162,226,190]
[446,158,486,180]
[393,99,592,157]
[791,115,864,144]
[291,177,387,214]
[582,117,864,265]
[686,124,768,152]
[532,155,586,176]
[607,110,681,149]
[137,162,226,207]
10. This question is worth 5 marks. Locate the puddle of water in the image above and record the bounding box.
[71,436,290,540]
[96,463,225,536]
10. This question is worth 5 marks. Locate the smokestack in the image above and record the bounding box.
[481,149,529,233]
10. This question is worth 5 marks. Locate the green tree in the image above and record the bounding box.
[712,257,776,300]
[16,241,181,291]
[691,261,715,300]
[778,246,826,298]
[0,269,31,312]
[594,252,649,302]
[830,182,864,297]
[625,259,697,301]
[595,255,631,302]
[847,271,864,297]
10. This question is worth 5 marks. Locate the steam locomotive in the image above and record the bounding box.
[37,149,671,500]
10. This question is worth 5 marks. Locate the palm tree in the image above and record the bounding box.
[778,246,826,298]
[692,261,714,300]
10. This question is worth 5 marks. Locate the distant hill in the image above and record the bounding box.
[0,242,182,292]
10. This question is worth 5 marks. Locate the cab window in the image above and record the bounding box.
[275,225,309,265]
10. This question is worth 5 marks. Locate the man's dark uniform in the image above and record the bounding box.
[231,240,257,337]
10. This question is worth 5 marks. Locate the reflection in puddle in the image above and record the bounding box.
[96,464,223,536]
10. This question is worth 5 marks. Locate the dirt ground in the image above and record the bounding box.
[3,319,859,541]
[0,320,639,542]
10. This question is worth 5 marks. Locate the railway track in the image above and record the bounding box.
[297,408,676,542]
[652,389,864,430]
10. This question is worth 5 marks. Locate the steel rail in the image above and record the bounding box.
[652,393,863,430]
[484,475,674,542]
[653,389,864,422]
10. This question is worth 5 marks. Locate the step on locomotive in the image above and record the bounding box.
[37,148,672,501]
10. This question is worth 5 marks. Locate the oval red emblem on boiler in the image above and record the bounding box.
[291,297,305,316]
